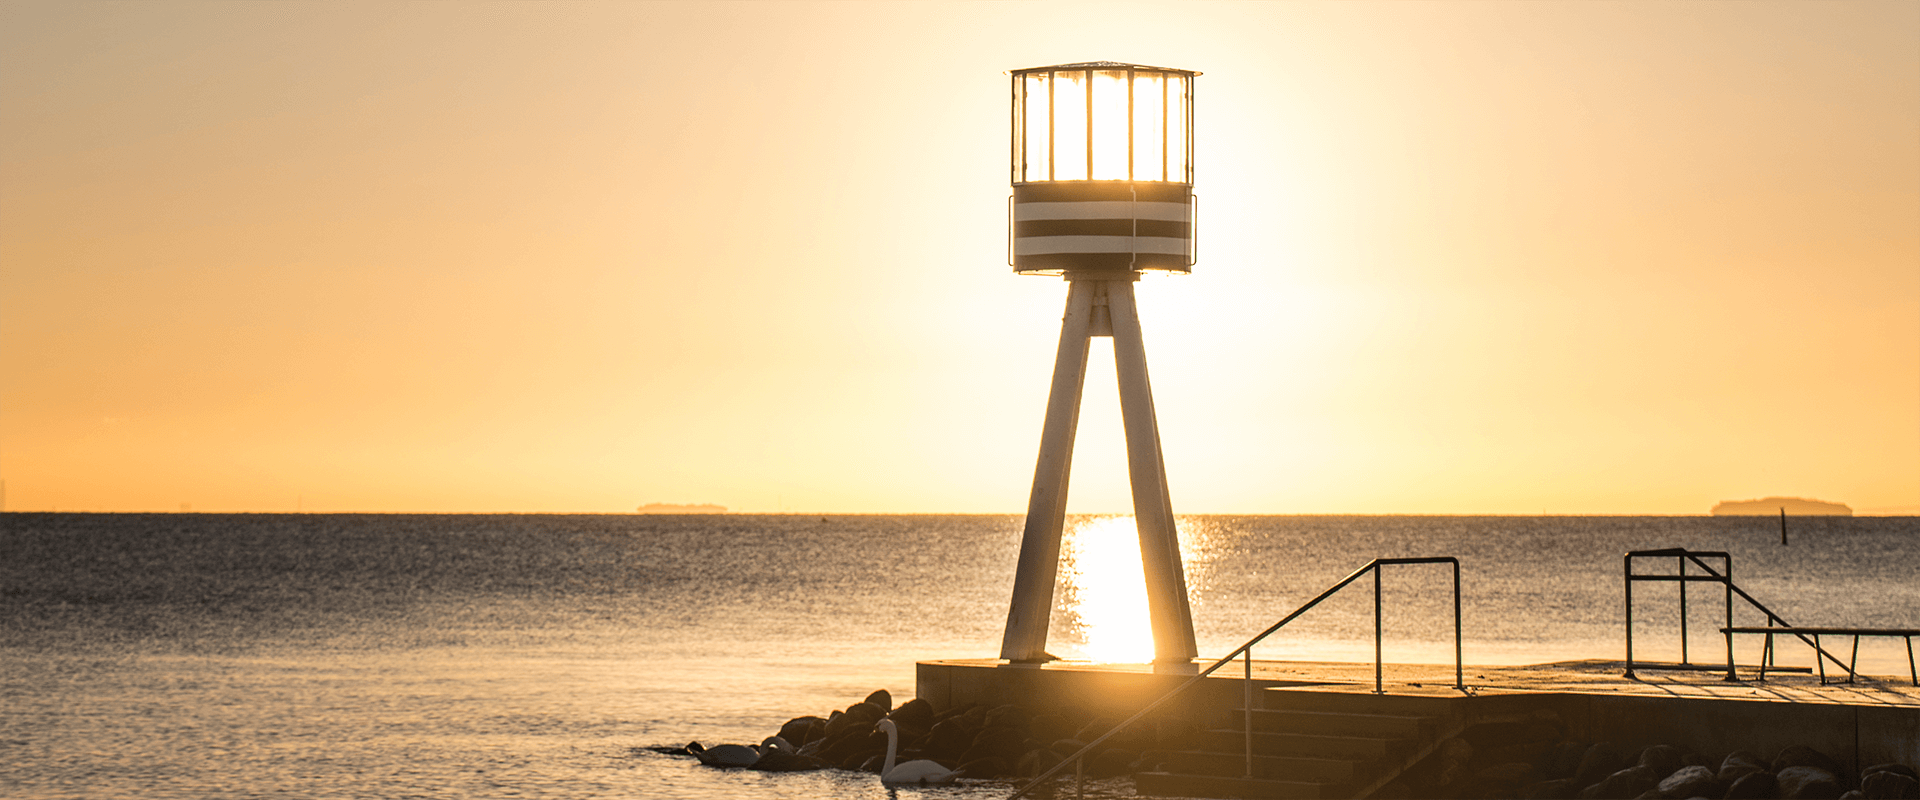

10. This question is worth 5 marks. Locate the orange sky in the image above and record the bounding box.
[2,1,1915,514]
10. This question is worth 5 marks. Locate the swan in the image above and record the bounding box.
[874,718,962,785]
[688,740,759,768]
[751,736,825,772]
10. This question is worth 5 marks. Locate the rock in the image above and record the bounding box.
[1488,741,1554,771]
[967,726,1029,761]
[1574,742,1630,788]
[1048,738,1089,757]
[923,718,976,761]
[1135,749,1173,772]
[1435,759,1469,788]
[863,689,893,713]
[1017,747,1064,778]
[1546,741,1590,779]
[822,729,886,766]
[1865,765,1918,782]
[1089,748,1135,778]
[1579,765,1657,799]
[985,704,1031,732]
[1774,745,1846,782]
[1719,751,1770,784]
[750,747,827,773]
[1779,766,1844,799]
[1073,720,1113,744]
[856,753,885,773]
[844,701,885,726]
[1725,771,1781,800]
[957,756,1012,779]
[1843,791,1866,799]
[1657,765,1718,799]
[1029,713,1074,743]
[820,709,851,740]
[888,698,935,730]
[1480,761,1539,784]
[778,716,825,748]
[1862,769,1920,800]
[1521,777,1579,799]
[931,702,976,724]
[1638,744,1686,779]
[1467,761,1537,796]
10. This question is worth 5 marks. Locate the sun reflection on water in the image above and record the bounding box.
[1056,515,1219,663]
[1059,516,1153,662]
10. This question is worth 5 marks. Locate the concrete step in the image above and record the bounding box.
[1136,771,1344,800]
[1195,729,1408,761]
[1164,750,1367,783]
[1263,687,1464,716]
[1222,708,1437,738]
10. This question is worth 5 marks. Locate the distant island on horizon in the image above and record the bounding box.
[1710,497,1851,516]
[635,503,727,514]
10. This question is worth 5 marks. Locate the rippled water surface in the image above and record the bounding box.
[2,513,1914,798]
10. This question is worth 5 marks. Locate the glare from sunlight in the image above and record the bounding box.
[1058,515,1154,662]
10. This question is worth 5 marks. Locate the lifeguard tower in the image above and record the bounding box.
[999,62,1201,665]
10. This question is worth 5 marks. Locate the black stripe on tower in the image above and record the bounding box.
[1014,219,1192,239]
[1016,252,1191,272]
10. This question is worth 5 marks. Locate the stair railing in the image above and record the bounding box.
[1623,548,1851,680]
[1007,556,1464,799]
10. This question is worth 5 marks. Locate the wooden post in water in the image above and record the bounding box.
[1780,507,1788,546]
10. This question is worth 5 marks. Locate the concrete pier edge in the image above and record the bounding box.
[917,658,1920,771]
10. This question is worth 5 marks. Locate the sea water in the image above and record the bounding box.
[2,513,1915,799]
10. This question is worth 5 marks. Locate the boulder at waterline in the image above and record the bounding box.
[1726,771,1782,799]
[1861,769,1919,800]
[1719,750,1770,784]
[1779,766,1845,800]
[1520,777,1579,799]
[1774,745,1847,783]
[1656,764,1717,798]
[1636,744,1685,779]
[887,698,934,730]
[1574,742,1629,787]
[1579,764,1656,799]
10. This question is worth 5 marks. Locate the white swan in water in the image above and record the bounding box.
[751,736,824,772]
[688,740,759,768]
[874,719,961,785]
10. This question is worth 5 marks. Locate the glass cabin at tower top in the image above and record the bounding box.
[1011,62,1197,186]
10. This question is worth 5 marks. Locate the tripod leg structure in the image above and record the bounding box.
[999,279,1198,664]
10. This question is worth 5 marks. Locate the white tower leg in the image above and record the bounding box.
[999,281,1094,662]
[1108,280,1199,663]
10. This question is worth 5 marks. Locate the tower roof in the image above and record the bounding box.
[1010,61,1201,77]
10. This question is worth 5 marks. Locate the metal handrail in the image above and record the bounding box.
[1623,548,1851,681]
[1721,626,1920,685]
[1007,557,1463,799]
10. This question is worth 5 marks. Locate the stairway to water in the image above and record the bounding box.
[1135,689,1464,799]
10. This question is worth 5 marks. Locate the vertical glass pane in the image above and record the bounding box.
[1022,73,1051,182]
[1014,76,1028,183]
[1168,74,1190,183]
[1090,69,1130,180]
[1132,72,1165,182]
[1052,70,1088,181]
